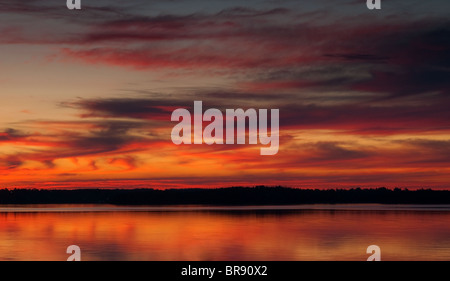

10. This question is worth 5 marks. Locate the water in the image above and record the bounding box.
[0,204,449,261]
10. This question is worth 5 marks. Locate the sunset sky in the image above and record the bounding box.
[0,0,449,189]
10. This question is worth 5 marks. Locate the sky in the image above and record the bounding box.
[0,0,449,189]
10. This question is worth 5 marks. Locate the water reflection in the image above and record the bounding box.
[0,205,448,261]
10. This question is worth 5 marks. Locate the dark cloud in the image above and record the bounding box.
[65,98,183,120]
[393,139,450,164]
[280,102,450,134]
[2,160,24,170]
[305,142,371,161]
[216,7,289,17]
[350,25,450,99]
[58,120,156,156]
[61,86,450,137]
[323,53,388,62]
[0,128,23,141]
[0,120,160,170]
[64,91,289,120]
[85,6,291,43]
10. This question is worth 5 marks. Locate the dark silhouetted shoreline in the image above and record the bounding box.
[0,186,449,205]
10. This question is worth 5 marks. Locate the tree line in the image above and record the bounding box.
[0,186,449,205]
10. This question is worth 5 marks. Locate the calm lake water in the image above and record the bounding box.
[0,204,449,261]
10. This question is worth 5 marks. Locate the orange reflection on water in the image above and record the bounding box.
[0,206,449,261]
